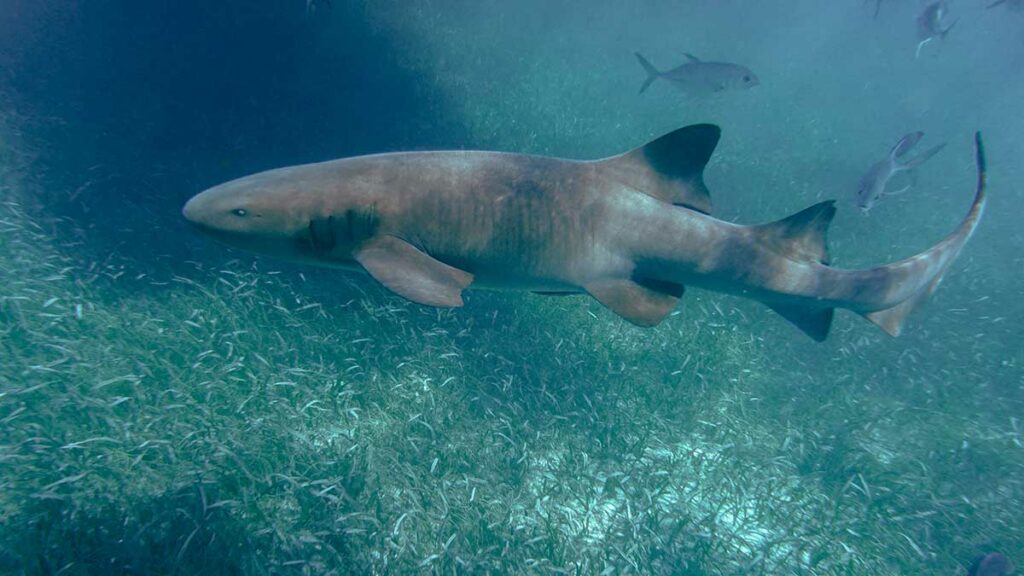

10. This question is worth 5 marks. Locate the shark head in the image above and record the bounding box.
[183,161,379,264]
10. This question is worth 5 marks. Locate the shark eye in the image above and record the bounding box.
[743,75,751,82]
[232,208,248,217]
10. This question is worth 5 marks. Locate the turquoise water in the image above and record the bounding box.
[1,1,1021,573]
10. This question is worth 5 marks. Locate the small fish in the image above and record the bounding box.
[869,0,886,18]
[916,2,958,58]
[635,52,759,96]
[306,0,332,15]
[968,552,1015,576]
[870,0,911,18]
[988,0,1024,11]
[855,132,946,213]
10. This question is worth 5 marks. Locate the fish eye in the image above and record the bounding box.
[743,75,751,82]
[232,208,247,217]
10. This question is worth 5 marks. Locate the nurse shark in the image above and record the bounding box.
[183,125,987,341]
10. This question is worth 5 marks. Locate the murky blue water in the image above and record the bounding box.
[1,1,1021,573]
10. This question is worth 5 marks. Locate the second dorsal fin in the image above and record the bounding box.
[754,201,836,264]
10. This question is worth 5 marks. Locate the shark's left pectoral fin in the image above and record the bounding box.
[585,278,684,327]
[766,303,834,342]
[355,235,473,307]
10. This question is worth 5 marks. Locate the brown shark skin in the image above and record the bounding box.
[183,130,985,336]
[186,152,638,292]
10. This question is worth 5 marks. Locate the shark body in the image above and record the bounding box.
[182,125,986,341]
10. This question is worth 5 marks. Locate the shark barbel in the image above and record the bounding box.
[183,125,987,341]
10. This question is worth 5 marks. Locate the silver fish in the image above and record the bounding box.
[306,0,331,15]
[635,53,759,96]
[855,132,946,213]
[987,0,1024,11]
[916,2,958,58]
[869,0,885,18]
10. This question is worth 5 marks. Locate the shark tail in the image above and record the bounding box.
[859,133,987,336]
[755,134,984,341]
[635,53,661,94]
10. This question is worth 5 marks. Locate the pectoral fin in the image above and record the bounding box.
[585,278,684,327]
[354,235,473,307]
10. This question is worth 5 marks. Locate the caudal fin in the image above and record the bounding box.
[941,18,959,40]
[860,132,987,336]
[635,53,661,94]
[902,142,946,171]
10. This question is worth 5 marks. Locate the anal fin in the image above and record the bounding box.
[766,302,834,341]
[585,278,684,327]
[354,235,473,307]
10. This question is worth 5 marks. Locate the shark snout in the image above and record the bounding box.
[182,195,201,225]
[182,190,220,231]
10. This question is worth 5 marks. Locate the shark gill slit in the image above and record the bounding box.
[308,216,337,253]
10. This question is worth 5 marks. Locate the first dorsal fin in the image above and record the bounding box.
[754,200,836,264]
[684,53,702,63]
[596,124,720,214]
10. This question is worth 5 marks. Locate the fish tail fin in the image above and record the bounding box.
[901,142,946,171]
[858,133,986,336]
[941,18,959,39]
[635,53,661,94]
[915,38,931,59]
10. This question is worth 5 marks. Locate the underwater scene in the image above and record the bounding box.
[1,0,1022,574]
